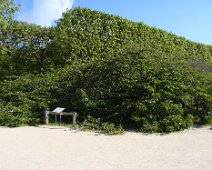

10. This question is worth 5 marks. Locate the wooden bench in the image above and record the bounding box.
[44,111,77,125]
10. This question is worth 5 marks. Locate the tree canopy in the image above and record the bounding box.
[0,5,211,133]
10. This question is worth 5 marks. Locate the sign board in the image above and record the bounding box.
[52,107,65,113]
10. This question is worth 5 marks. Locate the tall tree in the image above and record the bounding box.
[0,1,52,78]
[12,21,52,75]
[0,0,19,80]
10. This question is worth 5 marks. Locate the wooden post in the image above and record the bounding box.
[45,110,77,125]
[73,112,77,125]
[44,111,49,124]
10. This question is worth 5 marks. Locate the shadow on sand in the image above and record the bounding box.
[37,125,75,130]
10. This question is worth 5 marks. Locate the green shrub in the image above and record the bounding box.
[139,118,159,133]
[205,116,212,125]
[0,112,20,127]
[101,122,124,135]
[81,115,124,135]
[160,115,186,132]
[160,114,194,132]
[52,7,212,66]
[0,6,211,133]
[0,75,52,127]
[0,51,210,133]
[0,103,40,127]
[185,114,194,127]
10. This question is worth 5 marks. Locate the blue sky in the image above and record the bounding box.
[14,0,212,45]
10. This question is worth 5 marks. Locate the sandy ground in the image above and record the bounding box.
[0,126,212,170]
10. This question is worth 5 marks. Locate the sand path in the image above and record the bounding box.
[0,126,212,170]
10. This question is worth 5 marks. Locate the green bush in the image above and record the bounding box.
[51,7,212,66]
[0,7,211,133]
[0,74,53,127]
[0,112,21,127]
[139,118,159,133]
[160,115,191,132]
[0,51,210,133]
[81,115,124,135]
[0,103,40,127]
[205,116,212,125]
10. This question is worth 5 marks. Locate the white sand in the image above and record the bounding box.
[0,126,212,170]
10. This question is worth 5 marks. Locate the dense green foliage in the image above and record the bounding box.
[0,51,211,131]
[0,21,52,80]
[51,8,212,65]
[81,115,124,135]
[0,5,211,133]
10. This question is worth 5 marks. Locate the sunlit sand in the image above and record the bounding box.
[0,126,212,170]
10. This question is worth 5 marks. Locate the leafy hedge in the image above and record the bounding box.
[50,7,212,66]
[0,50,211,132]
[0,7,211,133]
[0,74,53,126]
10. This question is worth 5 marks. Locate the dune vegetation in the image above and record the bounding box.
[0,1,211,133]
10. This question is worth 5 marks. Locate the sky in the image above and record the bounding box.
[14,0,212,45]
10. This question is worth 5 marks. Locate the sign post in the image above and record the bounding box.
[44,107,77,125]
